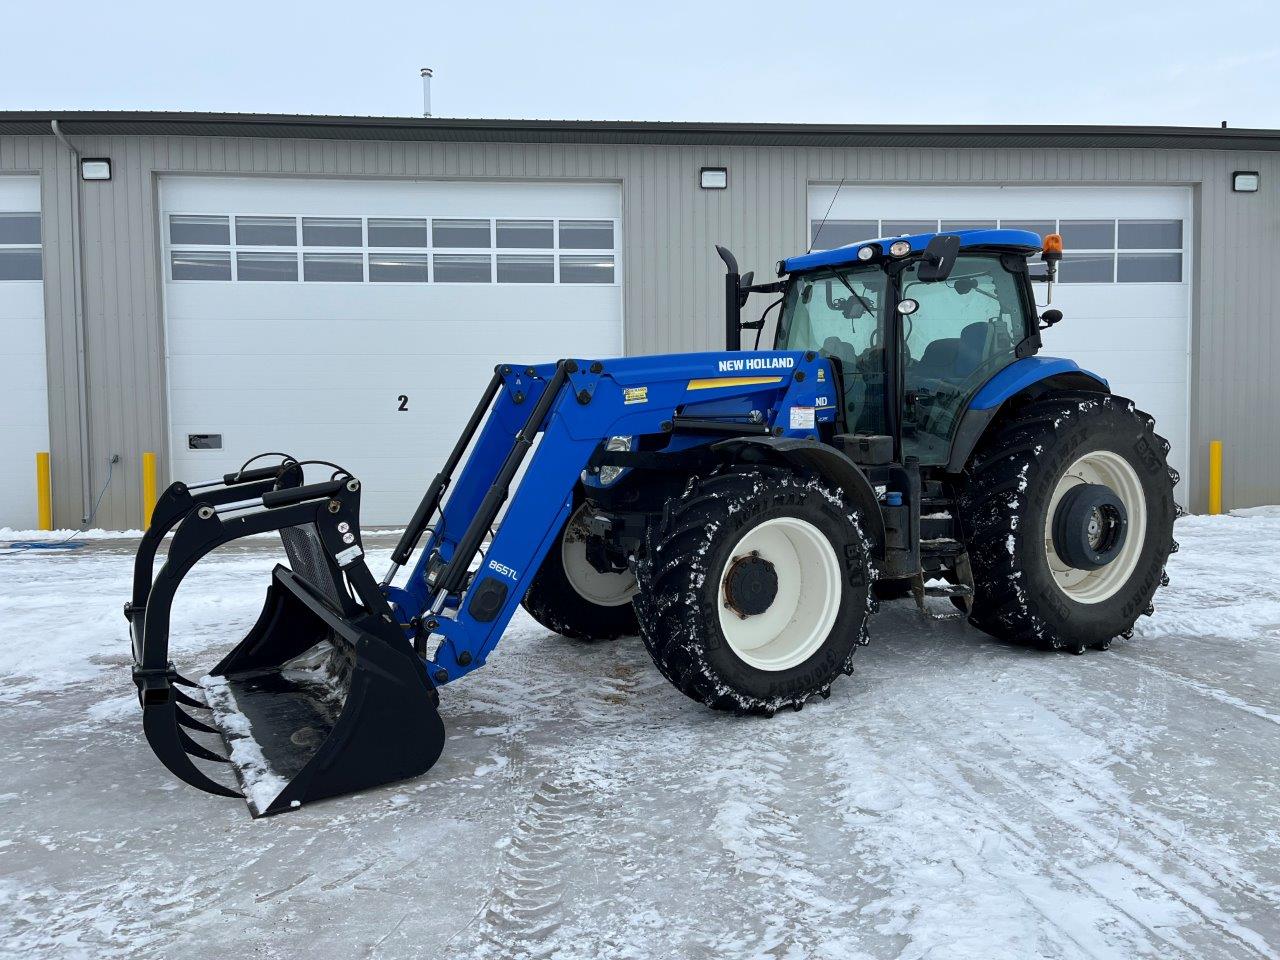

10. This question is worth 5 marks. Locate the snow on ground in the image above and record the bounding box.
[2,517,1279,959]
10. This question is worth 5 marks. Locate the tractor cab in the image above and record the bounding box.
[771,229,1047,466]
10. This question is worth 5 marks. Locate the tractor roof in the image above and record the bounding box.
[782,228,1042,275]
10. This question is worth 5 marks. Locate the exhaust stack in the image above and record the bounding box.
[420,67,433,118]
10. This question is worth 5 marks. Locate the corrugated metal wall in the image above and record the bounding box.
[2,133,1277,527]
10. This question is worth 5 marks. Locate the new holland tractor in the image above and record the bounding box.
[126,227,1178,815]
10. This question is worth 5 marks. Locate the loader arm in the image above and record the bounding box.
[386,350,837,684]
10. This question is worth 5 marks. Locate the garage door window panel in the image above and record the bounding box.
[171,250,232,281]
[0,212,42,281]
[497,219,553,249]
[1119,219,1182,250]
[1059,220,1115,250]
[235,216,298,246]
[303,217,362,247]
[559,220,613,250]
[560,255,614,284]
[434,254,491,283]
[433,219,491,248]
[170,215,229,245]
[810,220,877,251]
[882,220,938,238]
[1059,252,1114,283]
[1117,252,1182,283]
[369,218,428,248]
[370,253,429,283]
[498,254,553,283]
[237,251,299,281]
[304,252,363,282]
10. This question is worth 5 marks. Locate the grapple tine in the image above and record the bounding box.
[179,728,230,764]
[175,706,219,735]
[140,703,240,798]
[172,687,209,710]
[172,672,201,689]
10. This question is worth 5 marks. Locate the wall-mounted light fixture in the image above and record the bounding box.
[700,167,728,190]
[1232,171,1259,193]
[80,158,111,181]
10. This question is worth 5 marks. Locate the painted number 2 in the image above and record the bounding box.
[397,395,409,412]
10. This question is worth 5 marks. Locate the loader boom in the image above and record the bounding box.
[386,350,838,684]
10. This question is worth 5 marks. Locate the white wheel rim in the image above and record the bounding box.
[1043,450,1147,604]
[716,516,843,672]
[561,504,638,607]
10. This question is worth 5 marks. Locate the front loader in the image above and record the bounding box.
[126,227,1179,816]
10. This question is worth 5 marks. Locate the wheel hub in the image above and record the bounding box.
[723,552,778,618]
[1052,482,1129,571]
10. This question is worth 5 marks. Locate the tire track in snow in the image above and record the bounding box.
[889,605,1280,916]
[980,661,1280,909]
[817,726,1158,959]
[1111,655,1280,728]
[878,696,1278,960]
[465,774,586,959]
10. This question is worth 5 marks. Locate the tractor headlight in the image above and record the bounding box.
[857,245,875,261]
[889,240,912,258]
[586,436,634,486]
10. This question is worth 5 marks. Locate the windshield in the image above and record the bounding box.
[775,264,889,434]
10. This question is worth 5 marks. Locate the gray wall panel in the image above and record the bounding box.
[2,131,1278,526]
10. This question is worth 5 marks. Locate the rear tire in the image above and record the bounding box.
[634,465,875,715]
[522,504,638,641]
[957,393,1178,651]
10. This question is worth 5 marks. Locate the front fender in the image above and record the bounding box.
[711,436,886,560]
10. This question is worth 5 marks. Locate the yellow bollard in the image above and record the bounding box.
[142,451,158,528]
[1208,440,1223,516]
[36,452,53,531]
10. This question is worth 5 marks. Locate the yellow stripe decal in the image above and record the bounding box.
[686,376,784,391]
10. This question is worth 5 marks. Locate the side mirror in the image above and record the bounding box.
[917,234,961,281]
[1039,308,1063,330]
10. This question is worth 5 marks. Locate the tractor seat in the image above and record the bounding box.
[915,323,990,382]
[914,338,960,381]
[821,337,859,367]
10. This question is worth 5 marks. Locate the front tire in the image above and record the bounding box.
[634,466,875,715]
[958,393,1178,651]
[522,503,639,641]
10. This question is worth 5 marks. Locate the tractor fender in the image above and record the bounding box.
[946,358,1111,473]
[711,436,887,559]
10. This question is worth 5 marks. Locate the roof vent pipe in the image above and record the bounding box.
[420,67,433,118]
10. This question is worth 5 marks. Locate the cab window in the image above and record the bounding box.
[900,255,1030,463]
[776,266,889,434]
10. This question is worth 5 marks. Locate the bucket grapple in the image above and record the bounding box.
[126,460,444,816]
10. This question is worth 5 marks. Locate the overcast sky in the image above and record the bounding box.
[3,0,1278,128]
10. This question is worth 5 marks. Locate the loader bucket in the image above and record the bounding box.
[126,462,445,816]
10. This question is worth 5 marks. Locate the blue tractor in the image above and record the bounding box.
[126,228,1178,815]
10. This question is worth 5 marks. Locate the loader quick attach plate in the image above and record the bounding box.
[127,467,446,817]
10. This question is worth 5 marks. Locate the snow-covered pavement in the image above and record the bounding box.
[2,515,1279,959]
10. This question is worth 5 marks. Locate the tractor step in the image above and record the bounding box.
[920,537,967,559]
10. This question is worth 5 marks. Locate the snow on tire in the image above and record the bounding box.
[957,392,1178,651]
[633,465,875,715]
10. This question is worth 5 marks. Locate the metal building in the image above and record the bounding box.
[1,112,1276,529]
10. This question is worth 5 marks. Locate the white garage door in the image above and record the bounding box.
[0,177,49,529]
[808,185,1191,492]
[161,177,623,525]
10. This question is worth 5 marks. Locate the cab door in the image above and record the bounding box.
[898,255,1031,464]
